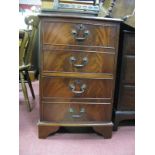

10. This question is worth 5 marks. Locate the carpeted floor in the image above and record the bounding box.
[19,81,135,155]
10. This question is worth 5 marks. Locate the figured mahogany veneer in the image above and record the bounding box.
[41,77,113,98]
[42,21,118,48]
[43,50,115,74]
[41,103,111,122]
[38,14,121,139]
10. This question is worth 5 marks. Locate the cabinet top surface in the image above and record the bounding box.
[38,13,123,23]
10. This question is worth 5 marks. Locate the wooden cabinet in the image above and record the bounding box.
[38,14,121,139]
[113,27,135,130]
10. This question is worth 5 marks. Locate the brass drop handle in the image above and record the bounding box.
[69,56,88,68]
[72,29,89,41]
[69,83,87,94]
[69,107,85,118]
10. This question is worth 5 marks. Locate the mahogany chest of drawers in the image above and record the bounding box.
[113,27,135,130]
[38,14,121,139]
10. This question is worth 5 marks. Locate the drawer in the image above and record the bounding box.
[41,77,113,99]
[118,85,135,110]
[123,32,135,55]
[42,103,111,122]
[42,21,118,48]
[122,56,135,84]
[43,50,115,74]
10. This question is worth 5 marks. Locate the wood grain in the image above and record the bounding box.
[38,121,113,138]
[42,72,113,79]
[38,125,59,139]
[41,98,112,104]
[41,77,113,98]
[93,124,113,138]
[42,103,112,122]
[38,14,121,138]
[42,21,117,47]
[43,50,115,74]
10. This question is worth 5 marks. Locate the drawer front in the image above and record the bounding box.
[41,77,113,99]
[123,32,135,55]
[42,103,111,122]
[43,50,115,74]
[122,56,135,84]
[42,21,118,48]
[118,85,135,110]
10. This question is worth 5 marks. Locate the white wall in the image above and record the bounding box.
[19,0,41,5]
